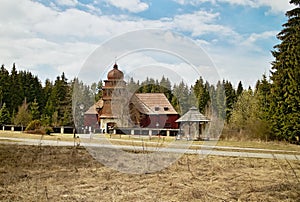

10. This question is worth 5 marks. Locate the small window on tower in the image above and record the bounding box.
[164,107,169,111]
[155,106,160,111]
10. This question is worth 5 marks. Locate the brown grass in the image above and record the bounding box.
[1,131,300,152]
[0,144,299,201]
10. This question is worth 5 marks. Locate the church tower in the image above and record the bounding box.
[98,63,126,131]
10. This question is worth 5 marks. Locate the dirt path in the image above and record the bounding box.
[1,136,299,160]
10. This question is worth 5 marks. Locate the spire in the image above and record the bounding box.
[113,63,118,69]
[113,56,118,69]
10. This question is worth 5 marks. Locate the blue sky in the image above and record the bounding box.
[0,0,295,88]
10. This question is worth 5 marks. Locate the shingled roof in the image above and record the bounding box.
[85,93,178,116]
[84,99,103,115]
[176,106,210,122]
[134,93,178,115]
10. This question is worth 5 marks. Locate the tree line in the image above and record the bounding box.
[0,0,299,142]
[0,62,297,142]
[0,64,102,129]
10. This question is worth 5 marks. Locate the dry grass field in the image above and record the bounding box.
[0,143,299,201]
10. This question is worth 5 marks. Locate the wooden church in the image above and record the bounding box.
[84,63,179,132]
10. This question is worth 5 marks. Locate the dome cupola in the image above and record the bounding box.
[107,63,124,80]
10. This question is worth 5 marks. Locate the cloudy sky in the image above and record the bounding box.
[0,0,294,88]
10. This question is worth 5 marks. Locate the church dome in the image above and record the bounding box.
[107,63,124,80]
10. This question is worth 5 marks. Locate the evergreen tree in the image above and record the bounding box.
[214,81,226,120]
[91,80,103,101]
[159,76,172,101]
[40,114,51,126]
[269,0,300,141]
[42,79,54,122]
[193,77,210,113]
[30,98,40,120]
[52,111,59,127]
[188,85,197,107]
[254,75,272,140]
[19,71,43,105]
[40,79,54,127]
[152,79,160,93]
[172,81,190,114]
[127,77,139,94]
[51,73,72,126]
[255,75,271,120]
[43,79,53,103]
[140,77,151,93]
[72,78,94,128]
[0,65,9,107]
[224,80,237,122]
[0,103,10,125]
[9,63,22,114]
[236,81,243,97]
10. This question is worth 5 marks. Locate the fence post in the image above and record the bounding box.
[167,130,170,137]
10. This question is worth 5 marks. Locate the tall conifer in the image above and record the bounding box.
[270,0,300,141]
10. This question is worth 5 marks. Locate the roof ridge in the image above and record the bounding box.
[132,94,154,114]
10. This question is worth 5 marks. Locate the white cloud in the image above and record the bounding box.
[55,0,78,7]
[0,0,235,44]
[0,0,240,85]
[0,0,99,80]
[172,11,238,38]
[78,30,221,86]
[241,30,278,51]
[104,0,149,13]
[203,35,275,88]
[173,0,214,5]
[0,0,159,82]
[173,0,294,13]
[83,3,102,14]
[0,36,97,81]
[219,0,294,13]
[0,0,281,88]
[255,0,295,14]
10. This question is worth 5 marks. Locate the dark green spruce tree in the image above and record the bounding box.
[9,63,22,114]
[193,77,210,114]
[223,80,236,123]
[0,103,10,125]
[270,0,300,142]
[172,81,190,115]
[159,76,172,101]
[0,65,10,109]
[236,81,243,97]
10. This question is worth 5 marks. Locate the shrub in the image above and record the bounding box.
[44,126,54,135]
[25,120,41,131]
[25,120,53,135]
